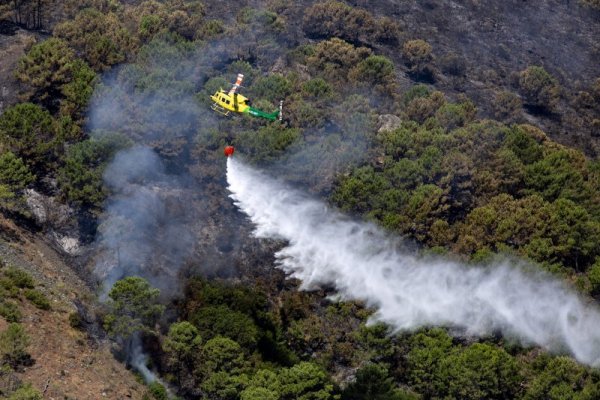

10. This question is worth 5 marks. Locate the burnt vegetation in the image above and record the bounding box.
[0,0,600,399]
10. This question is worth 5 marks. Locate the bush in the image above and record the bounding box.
[148,381,168,400]
[349,55,395,85]
[307,38,372,81]
[402,39,433,71]
[493,91,523,123]
[439,52,467,76]
[435,99,476,131]
[301,78,332,99]
[6,383,42,400]
[54,8,136,71]
[0,323,31,367]
[4,268,34,289]
[518,66,560,112]
[23,289,50,310]
[0,277,19,297]
[303,1,376,44]
[580,0,600,10]
[0,301,21,323]
[68,311,84,329]
[252,74,292,101]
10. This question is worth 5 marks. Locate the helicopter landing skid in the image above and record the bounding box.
[211,103,230,116]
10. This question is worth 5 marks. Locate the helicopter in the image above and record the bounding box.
[210,73,282,121]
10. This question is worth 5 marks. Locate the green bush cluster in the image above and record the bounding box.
[23,289,50,311]
[302,1,399,45]
[333,118,600,273]
[518,66,561,113]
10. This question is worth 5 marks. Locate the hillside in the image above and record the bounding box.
[0,216,148,399]
[0,0,599,399]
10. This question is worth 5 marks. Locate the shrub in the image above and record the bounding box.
[492,91,523,123]
[580,0,600,10]
[301,78,332,99]
[0,277,19,297]
[439,52,467,76]
[402,39,433,71]
[303,1,376,44]
[54,8,136,71]
[0,301,21,323]
[518,66,560,112]
[148,381,168,400]
[23,289,51,310]
[307,38,372,81]
[435,99,476,131]
[404,91,446,123]
[252,74,292,100]
[375,17,401,44]
[68,311,84,329]
[4,268,34,289]
[349,55,395,85]
[6,383,42,400]
[0,323,31,367]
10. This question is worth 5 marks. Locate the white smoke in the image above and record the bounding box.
[226,157,600,367]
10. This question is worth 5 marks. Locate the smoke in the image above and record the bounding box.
[226,157,600,367]
[130,335,159,383]
[94,146,196,297]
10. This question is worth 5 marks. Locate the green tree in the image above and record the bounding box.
[0,152,34,191]
[54,8,136,71]
[0,152,34,212]
[405,329,454,398]
[0,323,31,368]
[342,364,417,400]
[523,356,593,400]
[197,336,247,378]
[104,277,164,340]
[588,258,600,295]
[241,386,279,400]
[524,148,587,202]
[16,38,96,116]
[243,369,282,400]
[162,321,201,382]
[0,103,57,170]
[440,343,521,400]
[57,133,130,208]
[190,305,259,351]
[200,371,248,400]
[279,362,336,400]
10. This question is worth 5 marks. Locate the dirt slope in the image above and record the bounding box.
[0,216,148,400]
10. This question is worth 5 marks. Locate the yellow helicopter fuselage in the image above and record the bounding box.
[210,89,250,114]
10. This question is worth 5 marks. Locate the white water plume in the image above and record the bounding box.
[226,157,600,367]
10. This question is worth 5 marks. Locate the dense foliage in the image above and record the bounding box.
[0,0,599,399]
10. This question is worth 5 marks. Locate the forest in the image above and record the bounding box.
[0,0,600,399]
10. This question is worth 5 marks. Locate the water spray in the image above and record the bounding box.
[226,157,600,367]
